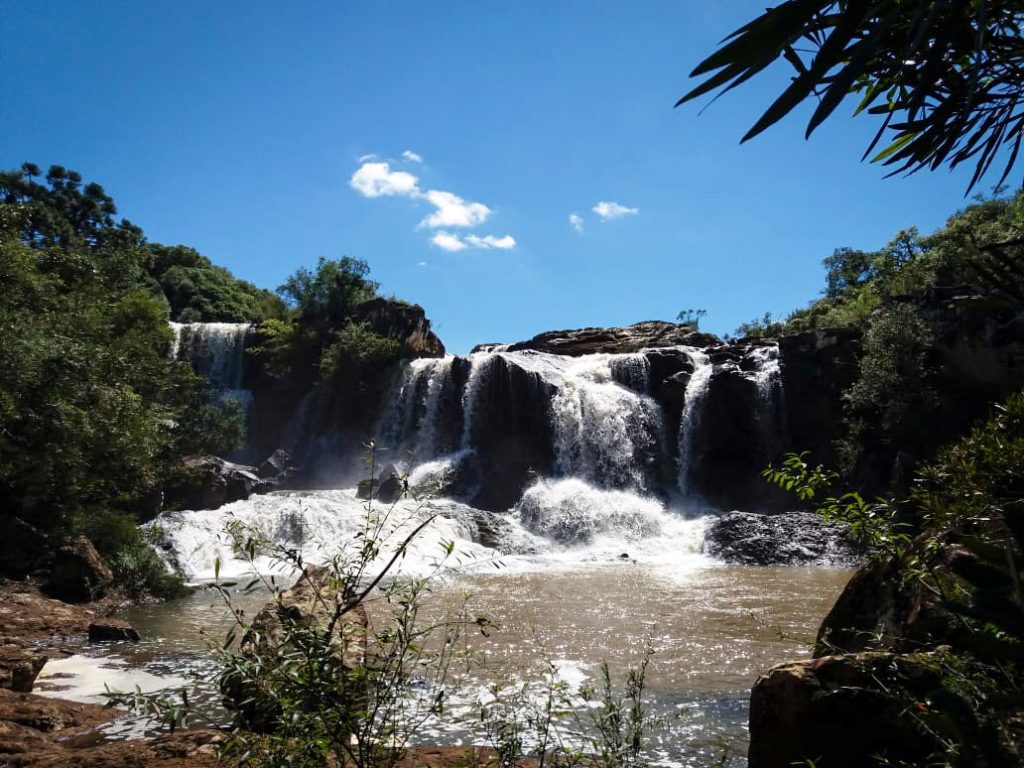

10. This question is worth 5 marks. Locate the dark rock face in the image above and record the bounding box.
[814,542,969,655]
[473,321,721,357]
[163,456,272,511]
[748,651,945,768]
[257,448,294,480]
[0,518,49,579]
[44,538,113,602]
[352,297,445,359]
[464,355,559,511]
[87,619,140,643]
[704,512,861,566]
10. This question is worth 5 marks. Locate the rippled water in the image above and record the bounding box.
[33,561,850,765]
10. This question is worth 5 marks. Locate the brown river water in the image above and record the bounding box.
[34,562,850,766]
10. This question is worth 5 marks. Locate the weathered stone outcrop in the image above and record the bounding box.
[222,566,367,731]
[0,581,137,693]
[815,542,969,655]
[163,456,272,511]
[0,686,222,767]
[704,511,861,566]
[473,320,720,357]
[353,297,445,358]
[748,651,946,768]
[44,538,113,603]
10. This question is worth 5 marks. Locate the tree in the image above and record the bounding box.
[678,1,1024,191]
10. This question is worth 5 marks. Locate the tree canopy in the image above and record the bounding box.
[679,1,1024,190]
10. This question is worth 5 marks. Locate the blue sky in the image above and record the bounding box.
[1,1,993,353]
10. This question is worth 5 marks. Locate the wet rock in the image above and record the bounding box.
[748,651,945,768]
[256,448,294,479]
[0,687,118,737]
[476,320,721,357]
[87,619,140,643]
[704,511,861,566]
[356,462,406,504]
[164,456,272,511]
[222,566,367,731]
[44,538,113,602]
[0,650,47,692]
[0,518,49,580]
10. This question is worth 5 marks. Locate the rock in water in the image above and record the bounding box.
[221,566,366,732]
[703,511,861,566]
[256,448,294,479]
[164,456,271,511]
[44,537,113,602]
[88,619,140,643]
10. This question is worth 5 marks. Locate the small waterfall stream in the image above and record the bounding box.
[676,348,713,496]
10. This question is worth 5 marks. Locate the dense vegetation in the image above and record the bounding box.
[737,190,1024,490]
[0,163,407,596]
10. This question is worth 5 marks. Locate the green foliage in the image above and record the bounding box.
[733,311,787,340]
[173,397,248,458]
[319,322,402,383]
[278,255,378,328]
[679,1,1024,190]
[148,244,284,323]
[763,452,910,560]
[675,308,707,329]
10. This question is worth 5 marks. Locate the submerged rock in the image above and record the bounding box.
[703,511,861,566]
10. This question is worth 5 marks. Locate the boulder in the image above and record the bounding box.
[87,619,140,643]
[222,566,367,731]
[474,320,721,357]
[0,518,49,580]
[355,463,406,504]
[815,541,969,655]
[44,538,112,602]
[164,456,272,511]
[352,297,445,359]
[748,651,945,768]
[256,448,294,479]
[704,511,861,567]
[0,650,47,692]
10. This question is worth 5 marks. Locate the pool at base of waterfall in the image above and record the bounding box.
[33,483,852,767]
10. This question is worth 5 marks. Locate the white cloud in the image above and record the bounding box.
[431,232,468,252]
[420,189,491,229]
[402,150,423,163]
[465,234,516,250]
[357,153,378,163]
[349,162,421,198]
[592,201,638,221]
[569,213,584,233]
[416,261,428,267]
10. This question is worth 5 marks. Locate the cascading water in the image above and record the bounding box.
[550,354,665,494]
[676,348,713,497]
[170,322,254,415]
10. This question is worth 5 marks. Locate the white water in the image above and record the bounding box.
[170,322,251,391]
[551,354,665,493]
[676,348,713,496]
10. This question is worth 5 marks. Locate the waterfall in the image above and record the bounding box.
[459,353,495,450]
[170,322,252,392]
[744,344,781,400]
[376,357,458,464]
[676,348,713,496]
[550,354,665,494]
